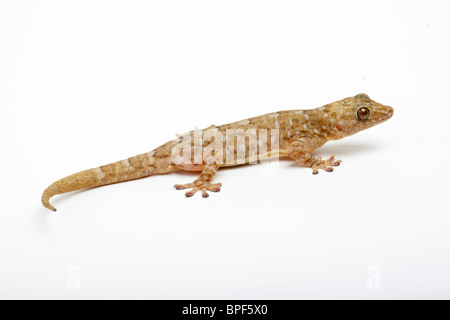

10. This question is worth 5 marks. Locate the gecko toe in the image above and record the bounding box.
[175,183,195,190]
[176,181,222,198]
[311,155,341,174]
[209,183,222,192]
[185,189,197,197]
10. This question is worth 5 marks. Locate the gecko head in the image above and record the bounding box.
[323,93,394,140]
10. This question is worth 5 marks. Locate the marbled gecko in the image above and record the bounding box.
[42,93,393,211]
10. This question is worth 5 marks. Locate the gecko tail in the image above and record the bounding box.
[41,147,175,212]
[42,185,58,212]
[41,168,101,212]
[41,166,141,212]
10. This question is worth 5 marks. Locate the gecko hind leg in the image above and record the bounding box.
[174,163,222,198]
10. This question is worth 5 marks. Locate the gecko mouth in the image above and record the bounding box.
[382,106,394,121]
[387,107,394,118]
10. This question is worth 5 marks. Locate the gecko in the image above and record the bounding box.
[42,93,393,211]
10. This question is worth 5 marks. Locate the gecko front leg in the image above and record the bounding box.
[287,137,342,174]
[174,162,222,197]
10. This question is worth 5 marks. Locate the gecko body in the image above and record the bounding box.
[42,94,393,211]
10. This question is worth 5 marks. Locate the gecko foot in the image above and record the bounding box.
[311,155,342,175]
[174,181,222,198]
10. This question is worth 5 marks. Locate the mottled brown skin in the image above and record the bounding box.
[42,93,393,211]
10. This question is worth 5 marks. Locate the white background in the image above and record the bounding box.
[1,0,449,299]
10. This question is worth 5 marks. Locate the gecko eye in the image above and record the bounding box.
[356,107,370,121]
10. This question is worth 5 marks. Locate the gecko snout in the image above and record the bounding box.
[372,103,394,121]
[386,106,394,119]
